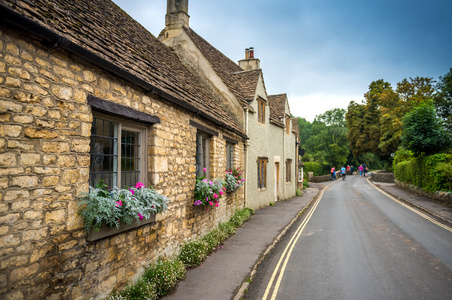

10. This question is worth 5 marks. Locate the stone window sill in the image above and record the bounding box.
[87,214,156,242]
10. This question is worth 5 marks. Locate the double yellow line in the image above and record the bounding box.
[262,183,330,300]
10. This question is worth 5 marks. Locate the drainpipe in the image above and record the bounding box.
[244,107,249,208]
[283,117,286,199]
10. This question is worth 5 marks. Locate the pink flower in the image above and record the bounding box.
[115,200,123,207]
[209,201,213,206]
[203,168,206,173]
[219,191,224,195]
[215,202,219,207]
[135,182,145,189]
[213,193,219,199]
[138,213,144,221]
[129,189,135,195]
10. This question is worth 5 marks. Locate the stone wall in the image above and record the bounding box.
[370,171,395,183]
[0,28,245,299]
[395,181,452,206]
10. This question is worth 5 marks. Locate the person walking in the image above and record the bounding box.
[363,163,368,177]
[331,166,336,181]
[358,164,363,177]
[350,165,354,175]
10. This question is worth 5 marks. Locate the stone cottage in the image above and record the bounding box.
[0,0,248,298]
[160,0,300,209]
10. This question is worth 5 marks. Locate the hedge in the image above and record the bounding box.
[394,153,452,192]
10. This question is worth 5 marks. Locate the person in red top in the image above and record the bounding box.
[331,166,336,181]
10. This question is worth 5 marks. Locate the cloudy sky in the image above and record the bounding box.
[112,0,452,122]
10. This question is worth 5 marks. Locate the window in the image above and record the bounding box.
[89,115,146,188]
[298,165,303,183]
[285,115,291,134]
[226,142,234,170]
[257,157,268,189]
[257,99,266,124]
[286,159,292,183]
[196,132,211,177]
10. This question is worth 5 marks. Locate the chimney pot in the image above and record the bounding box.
[249,47,254,59]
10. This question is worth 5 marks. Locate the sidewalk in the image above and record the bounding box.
[163,179,452,300]
[164,185,324,300]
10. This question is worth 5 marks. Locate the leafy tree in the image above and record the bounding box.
[301,109,350,169]
[402,101,451,156]
[434,68,452,132]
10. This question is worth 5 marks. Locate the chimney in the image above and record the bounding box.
[238,46,260,71]
[165,0,189,29]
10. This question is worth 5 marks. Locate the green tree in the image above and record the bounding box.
[402,101,451,156]
[434,68,452,132]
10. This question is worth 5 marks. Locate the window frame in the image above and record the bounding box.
[257,157,268,189]
[257,98,266,125]
[285,115,291,134]
[89,112,148,188]
[196,131,211,177]
[225,141,234,170]
[286,159,292,183]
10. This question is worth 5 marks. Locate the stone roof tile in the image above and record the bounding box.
[1,0,244,135]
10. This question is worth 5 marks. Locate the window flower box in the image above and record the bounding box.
[78,181,170,242]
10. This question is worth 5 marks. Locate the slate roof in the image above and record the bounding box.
[267,94,287,120]
[0,0,244,136]
[184,27,255,110]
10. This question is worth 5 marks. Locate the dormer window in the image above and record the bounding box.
[257,99,266,124]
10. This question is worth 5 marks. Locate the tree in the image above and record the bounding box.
[434,68,452,132]
[402,101,451,156]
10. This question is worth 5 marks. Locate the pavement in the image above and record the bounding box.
[163,176,452,300]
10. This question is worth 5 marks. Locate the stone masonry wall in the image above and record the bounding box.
[0,28,245,299]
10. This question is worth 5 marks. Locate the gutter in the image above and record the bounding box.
[0,4,248,139]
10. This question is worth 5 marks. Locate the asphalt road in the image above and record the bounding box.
[244,175,452,300]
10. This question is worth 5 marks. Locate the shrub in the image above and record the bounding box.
[218,221,236,237]
[110,279,157,300]
[202,229,225,253]
[303,178,309,189]
[296,189,303,196]
[142,258,186,297]
[230,207,254,227]
[178,240,208,268]
[303,162,323,176]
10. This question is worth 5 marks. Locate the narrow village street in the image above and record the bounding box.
[245,176,452,300]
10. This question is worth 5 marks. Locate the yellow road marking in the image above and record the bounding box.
[262,181,333,300]
[367,178,452,233]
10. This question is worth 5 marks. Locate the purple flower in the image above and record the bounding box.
[138,213,144,221]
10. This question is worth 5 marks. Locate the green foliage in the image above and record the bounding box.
[178,240,208,268]
[297,109,350,170]
[78,181,170,232]
[303,178,309,189]
[295,189,303,196]
[142,259,186,297]
[394,154,452,192]
[229,207,254,227]
[109,207,255,299]
[434,67,452,133]
[225,168,245,192]
[194,177,226,208]
[402,101,451,155]
[303,162,323,176]
[392,147,414,169]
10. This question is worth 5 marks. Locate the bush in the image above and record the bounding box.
[178,240,208,268]
[202,228,227,253]
[142,258,186,297]
[110,279,157,300]
[303,162,323,176]
[230,207,253,227]
[394,153,452,192]
[303,178,309,189]
[296,189,303,196]
[218,221,236,237]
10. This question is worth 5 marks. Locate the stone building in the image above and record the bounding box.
[160,0,300,209]
[0,0,247,299]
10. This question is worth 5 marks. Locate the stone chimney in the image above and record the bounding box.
[165,0,189,29]
[238,47,260,70]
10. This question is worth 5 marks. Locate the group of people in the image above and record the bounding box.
[330,163,368,181]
